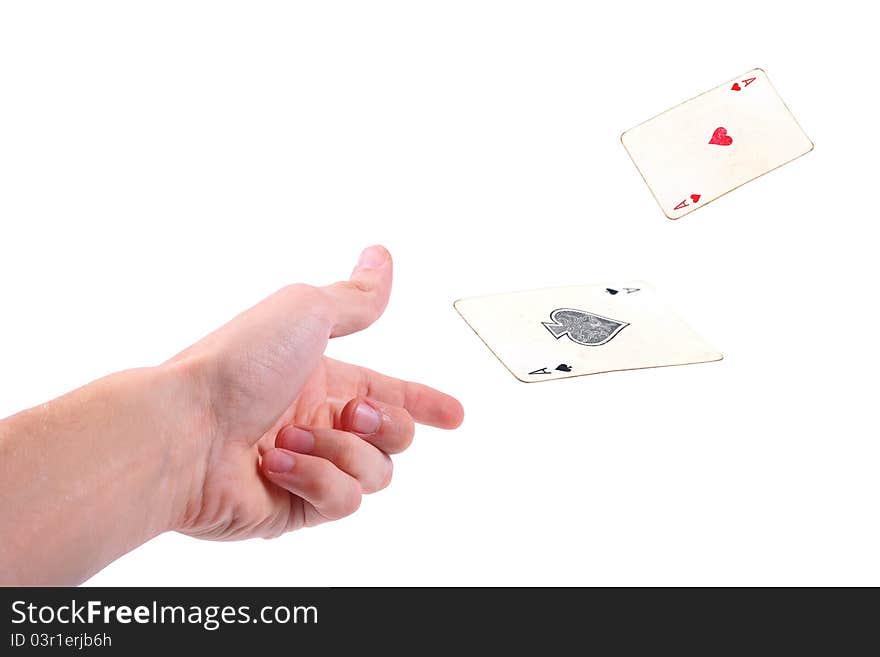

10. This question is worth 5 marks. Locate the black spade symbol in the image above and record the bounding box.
[543,308,629,346]
[555,364,572,372]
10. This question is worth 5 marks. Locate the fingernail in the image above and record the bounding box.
[355,245,387,271]
[351,401,381,435]
[277,426,315,454]
[264,449,295,474]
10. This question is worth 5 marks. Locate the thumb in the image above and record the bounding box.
[322,245,393,338]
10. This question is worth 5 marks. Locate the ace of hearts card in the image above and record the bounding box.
[454,283,721,382]
[621,68,813,219]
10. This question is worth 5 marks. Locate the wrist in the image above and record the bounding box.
[152,357,218,534]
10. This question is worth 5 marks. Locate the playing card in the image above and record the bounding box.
[454,283,721,382]
[621,68,813,219]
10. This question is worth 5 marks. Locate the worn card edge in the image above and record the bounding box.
[453,298,533,383]
[512,352,724,383]
[453,287,723,384]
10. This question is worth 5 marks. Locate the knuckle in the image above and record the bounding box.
[377,456,394,491]
[280,282,321,302]
[398,421,415,451]
[361,455,393,494]
[280,284,333,318]
[335,436,358,471]
[385,419,414,454]
[307,459,362,520]
[403,384,421,410]
[309,461,337,500]
[340,278,374,294]
[339,482,363,517]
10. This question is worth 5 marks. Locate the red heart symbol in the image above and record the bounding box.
[731,82,741,91]
[709,127,733,146]
[690,194,701,203]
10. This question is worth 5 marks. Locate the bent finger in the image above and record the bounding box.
[337,398,415,455]
[276,425,393,493]
[261,449,362,521]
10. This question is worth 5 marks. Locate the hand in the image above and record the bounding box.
[169,245,463,540]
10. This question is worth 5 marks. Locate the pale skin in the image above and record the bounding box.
[0,246,464,585]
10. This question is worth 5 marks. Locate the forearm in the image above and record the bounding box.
[0,362,206,585]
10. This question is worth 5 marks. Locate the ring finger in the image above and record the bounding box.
[275,425,393,494]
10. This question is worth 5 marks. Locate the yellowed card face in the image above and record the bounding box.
[454,284,721,382]
[621,68,813,219]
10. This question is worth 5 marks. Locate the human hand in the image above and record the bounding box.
[168,245,463,540]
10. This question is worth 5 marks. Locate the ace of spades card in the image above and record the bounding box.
[621,68,813,219]
[454,284,721,382]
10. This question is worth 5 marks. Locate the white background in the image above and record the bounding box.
[1,2,877,586]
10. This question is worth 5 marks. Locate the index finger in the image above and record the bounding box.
[398,379,464,429]
[326,358,464,429]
